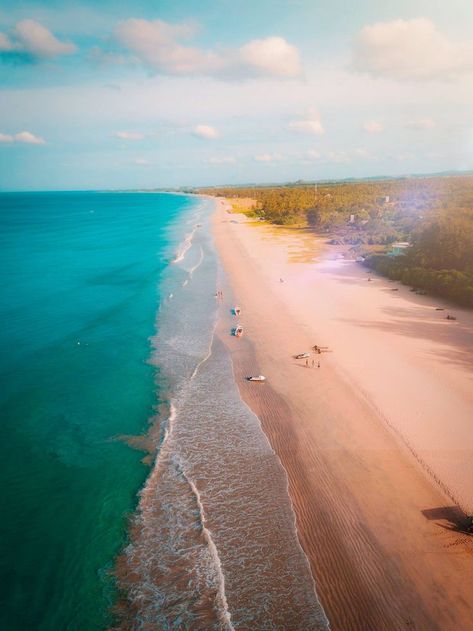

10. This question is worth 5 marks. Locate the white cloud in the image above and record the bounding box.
[115,131,145,140]
[405,117,436,129]
[362,120,383,133]
[15,131,46,144]
[114,18,301,79]
[0,131,45,144]
[192,124,218,139]
[254,152,283,162]
[353,18,473,81]
[115,19,219,76]
[0,20,76,59]
[288,112,324,135]
[238,37,301,78]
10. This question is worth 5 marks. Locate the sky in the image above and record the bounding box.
[1,0,473,190]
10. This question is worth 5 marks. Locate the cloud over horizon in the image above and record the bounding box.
[113,18,301,79]
[353,18,473,81]
[0,19,76,61]
[0,130,45,144]
[254,152,284,162]
[192,124,219,139]
[288,112,324,135]
[115,131,145,140]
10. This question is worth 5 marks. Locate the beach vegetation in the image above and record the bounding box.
[202,174,473,307]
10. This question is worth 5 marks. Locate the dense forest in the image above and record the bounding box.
[201,176,473,306]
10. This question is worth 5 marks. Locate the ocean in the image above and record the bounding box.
[0,191,327,630]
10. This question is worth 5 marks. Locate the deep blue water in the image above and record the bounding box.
[0,191,200,630]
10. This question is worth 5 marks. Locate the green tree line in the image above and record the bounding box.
[201,175,473,307]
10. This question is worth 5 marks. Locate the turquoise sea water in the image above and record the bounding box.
[0,191,329,630]
[0,191,202,630]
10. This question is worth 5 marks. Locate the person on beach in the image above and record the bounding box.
[306,359,309,368]
[317,361,320,368]
[311,359,315,368]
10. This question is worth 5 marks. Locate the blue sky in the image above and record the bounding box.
[1,0,473,190]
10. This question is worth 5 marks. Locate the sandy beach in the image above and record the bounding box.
[213,198,473,630]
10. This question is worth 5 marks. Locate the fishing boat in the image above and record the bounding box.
[295,352,310,359]
[234,324,243,337]
[247,375,266,382]
[233,306,241,316]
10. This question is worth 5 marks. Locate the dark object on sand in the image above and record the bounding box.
[465,516,473,533]
[391,288,399,291]
[445,315,457,321]
[435,308,445,311]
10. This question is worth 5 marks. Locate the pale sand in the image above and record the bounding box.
[213,198,473,630]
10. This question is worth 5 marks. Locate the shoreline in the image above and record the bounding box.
[213,197,473,630]
[115,194,328,629]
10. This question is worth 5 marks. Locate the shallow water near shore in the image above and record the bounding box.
[117,198,328,629]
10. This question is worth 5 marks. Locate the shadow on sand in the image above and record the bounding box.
[421,506,473,535]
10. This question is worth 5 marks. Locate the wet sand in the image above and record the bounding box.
[214,199,473,630]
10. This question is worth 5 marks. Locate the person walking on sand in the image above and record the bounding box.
[306,359,309,368]
[311,359,315,368]
[317,361,320,368]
